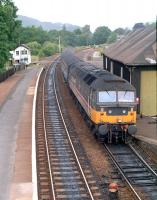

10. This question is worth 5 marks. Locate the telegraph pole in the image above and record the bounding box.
[58,35,61,53]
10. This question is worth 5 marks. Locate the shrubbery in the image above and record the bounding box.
[0,0,21,69]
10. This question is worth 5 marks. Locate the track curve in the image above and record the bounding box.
[35,60,104,200]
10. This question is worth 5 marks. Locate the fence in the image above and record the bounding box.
[0,64,26,83]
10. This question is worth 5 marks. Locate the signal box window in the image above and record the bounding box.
[21,50,27,55]
[16,51,19,55]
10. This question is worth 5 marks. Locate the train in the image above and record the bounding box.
[60,50,137,143]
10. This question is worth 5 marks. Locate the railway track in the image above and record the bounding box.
[104,143,157,200]
[35,60,104,200]
[130,141,157,174]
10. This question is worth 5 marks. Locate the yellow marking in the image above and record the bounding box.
[27,86,35,95]
[90,108,136,124]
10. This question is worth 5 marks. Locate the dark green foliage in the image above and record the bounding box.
[27,41,41,55]
[41,42,58,56]
[47,30,59,43]
[114,27,126,35]
[21,25,95,56]
[19,26,49,44]
[16,23,119,56]
[144,21,156,28]
[0,0,21,69]
[93,26,111,45]
[107,32,117,43]
[61,31,77,47]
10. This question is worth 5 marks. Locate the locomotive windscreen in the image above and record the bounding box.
[97,91,135,104]
[118,91,135,102]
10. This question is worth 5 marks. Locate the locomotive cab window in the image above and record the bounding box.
[98,91,116,103]
[118,91,135,102]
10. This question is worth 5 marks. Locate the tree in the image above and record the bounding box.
[81,25,92,45]
[144,21,156,28]
[0,0,21,69]
[74,28,82,35]
[47,30,59,43]
[41,41,58,56]
[107,32,117,43]
[27,41,41,55]
[114,27,125,35]
[93,26,111,45]
[59,29,77,47]
[19,26,49,44]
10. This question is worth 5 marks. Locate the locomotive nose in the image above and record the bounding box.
[128,125,137,135]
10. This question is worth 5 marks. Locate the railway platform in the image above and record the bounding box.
[135,115,157,156]
[136,115,157,146]
[0,65,41,200]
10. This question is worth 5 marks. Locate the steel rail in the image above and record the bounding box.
[42,64,56,200]
[129,143,157,177]
[32,68,44,200]
[104,144,142,200]
[53,64,95,200]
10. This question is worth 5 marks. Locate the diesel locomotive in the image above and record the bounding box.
[61,50,137,143]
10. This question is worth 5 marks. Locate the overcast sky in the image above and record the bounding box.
[13,0,156,31]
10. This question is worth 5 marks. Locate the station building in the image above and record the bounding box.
[10,44,31,65]
[102,27,156,116]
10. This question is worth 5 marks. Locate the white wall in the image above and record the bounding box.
[12,46,31,65]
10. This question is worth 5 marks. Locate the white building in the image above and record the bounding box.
[10,44,31,65]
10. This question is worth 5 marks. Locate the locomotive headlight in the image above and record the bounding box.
[108,110,112,114]
[117,118,122,123]
[122,110,126,114]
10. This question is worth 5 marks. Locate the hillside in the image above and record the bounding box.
[18,15,80,31]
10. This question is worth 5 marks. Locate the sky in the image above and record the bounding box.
[13,0,156,32]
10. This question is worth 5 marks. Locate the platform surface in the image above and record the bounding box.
[0,66,40,200]
[136,115,157,146]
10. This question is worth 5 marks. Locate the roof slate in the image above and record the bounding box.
[104,27,156,65]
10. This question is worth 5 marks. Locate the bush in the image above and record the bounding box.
[27,41,41,55]
[0,68,6,74]
[42,42,58,56]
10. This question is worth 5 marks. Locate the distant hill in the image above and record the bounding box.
[18,15,80,31]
